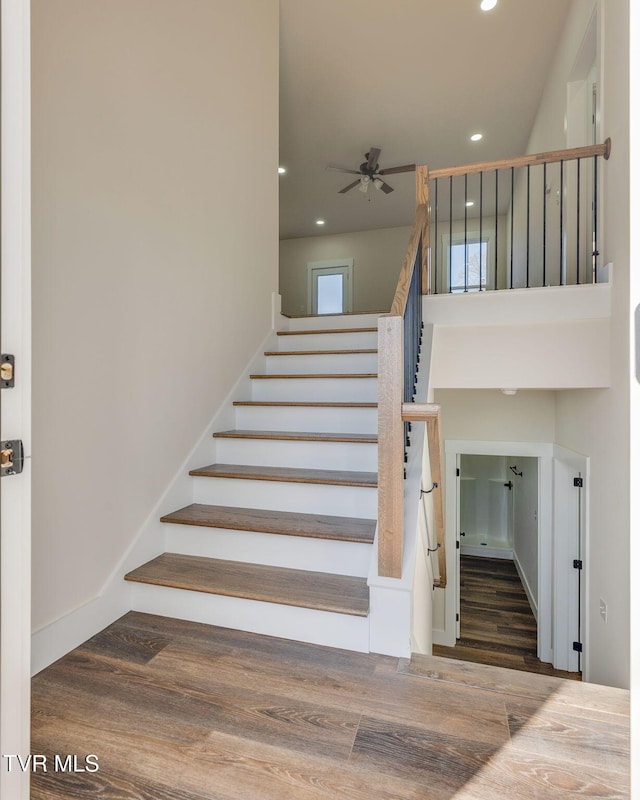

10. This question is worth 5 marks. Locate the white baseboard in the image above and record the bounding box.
[513,551,538,621]
[31,325,279,674]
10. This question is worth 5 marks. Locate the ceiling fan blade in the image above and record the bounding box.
[326,165,362,175]
[378,181,394,194]
[339,179,361,194]
[366,147,381,170]
[378,164,416,175]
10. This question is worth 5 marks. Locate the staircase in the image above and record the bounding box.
[125,313,380,652]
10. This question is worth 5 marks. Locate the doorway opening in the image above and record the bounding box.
[433,439,587,679]
[306,258,353,315]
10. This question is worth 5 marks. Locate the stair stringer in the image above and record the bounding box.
[31,323,282,675]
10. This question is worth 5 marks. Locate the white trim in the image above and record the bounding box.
[514,550,538,621]
[306,258,353,314]
[1,1,31,797]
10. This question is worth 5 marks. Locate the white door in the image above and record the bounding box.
[553,453,586,673]
[1,1,32,798]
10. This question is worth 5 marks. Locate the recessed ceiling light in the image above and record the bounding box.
[466,201,475,207]
[278,166,286,174]
[480,0,498,11]
[316,219,325,226]
[470,133,483,142]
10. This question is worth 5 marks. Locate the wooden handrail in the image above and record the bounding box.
[429,139,611,181]
[402,403,446,588]
[389,205,429,316]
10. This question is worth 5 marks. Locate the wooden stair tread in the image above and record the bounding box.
[160,503,376,543]
[277,327,377,336]
[233,401,377,408]
[265,349,378,357]
[250,373,377,379]
[213,429,377,444]
[189,463,377,487]
[125,554,369,616]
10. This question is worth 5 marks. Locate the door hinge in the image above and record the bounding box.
[456,468,460,477]
[572,641,583,653]
[456,613,459,622]
[1,354,15,388]
[573,559,583,570]
[574,477,584,488]
[1,440,24,476]
[456,540,460,549]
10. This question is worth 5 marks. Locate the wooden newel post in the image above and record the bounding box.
[377,314,404,578]
[415,165,430,294]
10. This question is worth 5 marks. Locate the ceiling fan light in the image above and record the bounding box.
[373,178,384,191]
[358,176,371,193]
[480,0,497,10]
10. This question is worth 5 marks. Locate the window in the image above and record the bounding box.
[442,232,493,293]
[306,259,353,314]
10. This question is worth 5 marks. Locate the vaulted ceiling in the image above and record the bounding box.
[279,0,572,240]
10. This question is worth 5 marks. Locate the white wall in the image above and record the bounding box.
[431,318,609,390]
[279,225,410,315]
[435,389,556,443]
[525,0,630,688]
[30,0,279,632]
[512,456,539,612]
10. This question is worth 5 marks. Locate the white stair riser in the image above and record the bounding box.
[286,313,382,332]
[234,405,377,434]
[192,475,377,518]
[214,437,377,471]
[266,352,377,374]
[277,332,378,351]
[252,377,377,403]
[130,583,370,652]
[165,525,371,577]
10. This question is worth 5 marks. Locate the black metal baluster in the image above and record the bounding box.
[449,176,453,293]
[494,170,499,289]
[593,155,599,283]
[560,160,564,285]
[510,166,514,288]
[464,173,468,292]
[576,157,581,284]
[479,172,483,291]
[526,164,530,288]
[434,179,439,294]
[543,162,547,286]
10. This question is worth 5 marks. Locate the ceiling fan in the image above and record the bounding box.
[326,147,415,195]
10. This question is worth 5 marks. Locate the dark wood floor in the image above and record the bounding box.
[433,555,580,679]
[31,612,629,799]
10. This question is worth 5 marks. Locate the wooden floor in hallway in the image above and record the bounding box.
[433,555,579,679]
[30,612,629,799]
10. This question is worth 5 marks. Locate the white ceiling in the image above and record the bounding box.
[279,0,572,240]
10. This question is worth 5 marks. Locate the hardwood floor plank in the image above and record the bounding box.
[124,554,370,616]
[350,715,498,795]
[277,327,377,335]
[188,463,377,487]
[30,613,629,800]
[435,555,579,680]
[212,429,377,443]
[264,348,378,356]
[160,503,376,543]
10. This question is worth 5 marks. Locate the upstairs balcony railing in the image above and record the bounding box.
[377,140,611,581]
[423,139,611,294]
